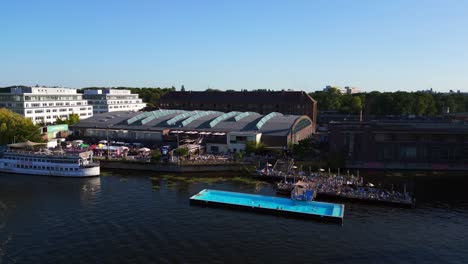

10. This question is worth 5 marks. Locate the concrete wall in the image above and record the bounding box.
[100,160,246,172]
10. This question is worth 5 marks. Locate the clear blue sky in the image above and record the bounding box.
[1,0,467,92]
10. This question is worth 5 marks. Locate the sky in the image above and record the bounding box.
[1,0,467,92]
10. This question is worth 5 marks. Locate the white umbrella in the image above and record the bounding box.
[138,147,151,152]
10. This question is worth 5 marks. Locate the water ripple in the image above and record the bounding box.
[0,172,467,263]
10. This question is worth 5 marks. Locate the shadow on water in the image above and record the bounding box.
[359,170,468,207]
[109,168,468,204]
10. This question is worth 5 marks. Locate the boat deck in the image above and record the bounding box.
[190,189,344,224]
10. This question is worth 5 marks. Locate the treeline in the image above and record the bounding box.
[310,88,468,116]
[0,108,43,145]
[81,87,176,107]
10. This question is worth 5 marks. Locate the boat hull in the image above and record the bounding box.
[0,162,100,177]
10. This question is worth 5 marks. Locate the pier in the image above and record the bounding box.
[257,166,416,207]
[190,189,345,224]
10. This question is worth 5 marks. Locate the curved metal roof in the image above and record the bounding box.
[73,110,312,136]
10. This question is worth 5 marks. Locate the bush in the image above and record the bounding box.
[151,150,162,162]
[234,152,243,161]
[174,147,189,157]
[245,141,266,155]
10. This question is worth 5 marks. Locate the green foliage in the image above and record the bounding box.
[80,86,176,106]
[205,88,222,92]
[310,90,468,117]
[0,108,43,145]
[151,150,162,162]
[311,88,342,111]
[174,147,189,156]
[234,151,243,161]
[245,141,266,155]
[291,139,317,159]
[55,113,80,125]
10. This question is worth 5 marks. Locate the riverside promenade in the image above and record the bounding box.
[99,159,254,173]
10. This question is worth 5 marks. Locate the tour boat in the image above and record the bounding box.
[0,149,100,177]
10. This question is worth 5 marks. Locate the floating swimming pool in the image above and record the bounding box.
[190,189,344,224]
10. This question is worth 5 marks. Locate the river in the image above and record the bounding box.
[0,171,467,263]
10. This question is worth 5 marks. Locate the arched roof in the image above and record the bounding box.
[73,110,313,136]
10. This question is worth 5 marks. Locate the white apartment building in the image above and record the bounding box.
[83,89,146,114]
[0,86,93,124]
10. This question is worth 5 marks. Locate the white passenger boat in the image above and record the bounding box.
[0,144,100,177]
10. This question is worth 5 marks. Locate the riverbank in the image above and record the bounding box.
[99,159,256,173]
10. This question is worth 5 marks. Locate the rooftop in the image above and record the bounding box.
[72,110,311,136]
[159,90,317,104]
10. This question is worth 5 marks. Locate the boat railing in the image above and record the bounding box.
[81,161,100,168]
[4,149,90,159]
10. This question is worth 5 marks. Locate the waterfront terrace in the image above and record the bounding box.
[70,109,314,153]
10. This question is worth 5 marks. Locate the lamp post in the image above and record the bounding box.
[177,132,180,148]
[106,127,110,160]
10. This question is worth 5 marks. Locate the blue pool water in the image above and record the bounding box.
[191,189,344,218]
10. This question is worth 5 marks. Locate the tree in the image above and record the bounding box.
[174,147,189,156]
[79,86,176,107]
[0,123,7,134]
[55,113,80,125]
[205,88,221,92]
[234,151,243,161]
[181,85,185,92]
[310,88,342,111]
[351,96,363,113]
[245,141,266,155]
[291,139,317,159]
[0,108,43,145]
[151,150,162,162]
[68,113,80,125]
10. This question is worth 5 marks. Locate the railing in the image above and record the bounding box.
[81,162,100,168]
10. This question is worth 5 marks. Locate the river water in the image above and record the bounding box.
[0,171,467,264]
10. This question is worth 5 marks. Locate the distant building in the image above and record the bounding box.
[71,110,314,153]
[418,88,435,94]
[323,85,361,94]
[158,90,317,131]
[329,121,468,171]
[83,89,146,114]
[0,86,93,124]
[344,86,361,94]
